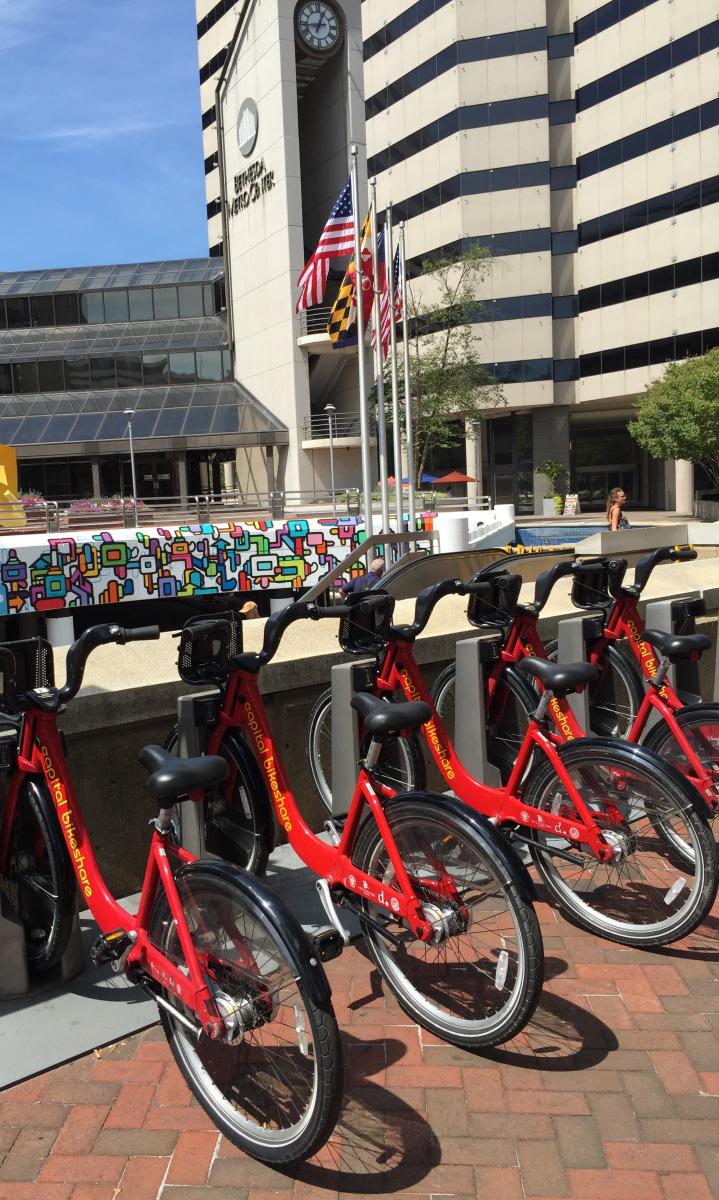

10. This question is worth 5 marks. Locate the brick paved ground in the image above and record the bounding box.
[1,895,718,1200]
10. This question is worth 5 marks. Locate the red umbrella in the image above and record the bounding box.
[433,470,476,484]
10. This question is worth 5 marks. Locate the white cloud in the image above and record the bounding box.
[25,114,177,145]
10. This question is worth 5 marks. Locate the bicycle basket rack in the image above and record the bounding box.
[338,590,395,656]
[177,612,243,685]
[0,638,55,713]
[571,566,612,610]
[466,572,522,629]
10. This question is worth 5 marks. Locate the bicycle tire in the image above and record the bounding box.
[642,703,719,856]
[1,776,76,973]
[544,639,643,739]
[522,739,718,946]
[164,725,273,876]
[307,686,426,816]
[432,663,540,785]
[148,861,342,1164]
[352,794,543,1048]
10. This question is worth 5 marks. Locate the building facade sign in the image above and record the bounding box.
[228,158,275,218]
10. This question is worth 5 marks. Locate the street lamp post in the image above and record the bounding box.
[124,409,139,526]
[324,403,337,519]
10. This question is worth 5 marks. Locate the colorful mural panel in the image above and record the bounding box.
[0,517,431,615]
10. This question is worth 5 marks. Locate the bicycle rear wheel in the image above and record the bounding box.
[352,795,543,1048]
[642,703,719,856]
[148,862,342,1164]
[544,640,643,738]
[307,687,425,816]
[1,777,75,973]
[523,740,717,946]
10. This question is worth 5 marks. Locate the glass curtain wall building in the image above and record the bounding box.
[0,259,287,500]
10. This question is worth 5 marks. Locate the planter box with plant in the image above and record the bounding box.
[538,460,567,518]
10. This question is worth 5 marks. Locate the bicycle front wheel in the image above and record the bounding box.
[1,777,76,973]
[148,863,342,1164]
[352,796,543,1048]
[307,687,425,815]
[523,740,718,946]
[642,703,719,856]
[544,639,643,739]
[433,664,539,784]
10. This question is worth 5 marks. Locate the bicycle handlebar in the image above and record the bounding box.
[631,545,696,595]
[244,594,395,669]
[59,623,161,706]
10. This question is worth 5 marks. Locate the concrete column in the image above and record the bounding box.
[265,446,275,494]
[465,420,483,504]
[175,453,188,504]
[532,408,570,515]
[90,458,101,500]
[674,460,694,516]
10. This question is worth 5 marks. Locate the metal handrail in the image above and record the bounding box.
[299,305,333,336]
[301,530,439,604]
[303,412,373,439]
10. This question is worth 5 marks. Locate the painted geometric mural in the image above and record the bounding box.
[0,518,430,615]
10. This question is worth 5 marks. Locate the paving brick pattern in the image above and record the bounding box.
[1,896,718,1200]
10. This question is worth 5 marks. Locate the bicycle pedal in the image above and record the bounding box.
[312,927,344,963]
[90,928,131,967]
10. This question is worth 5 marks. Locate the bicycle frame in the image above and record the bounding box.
[375,641,615,861]
[0,709,241,1038]
[497,607,718,811]
[207,669,456,941]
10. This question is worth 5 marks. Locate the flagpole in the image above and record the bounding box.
[350,145,374,540]
[385,204,403,537]
[399,221,416,533]
[369,181,390,537]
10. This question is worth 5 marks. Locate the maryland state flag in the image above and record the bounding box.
[327,211,373,347]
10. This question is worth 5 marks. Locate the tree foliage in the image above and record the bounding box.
[628,348,719,488]
[382,244,505,487]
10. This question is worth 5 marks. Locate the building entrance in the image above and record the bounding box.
[484,414,534,514]
[570,420,644,512]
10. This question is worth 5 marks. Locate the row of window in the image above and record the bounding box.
[576,326,719,378]
[365,27,547,120]
[392,162,550,224]
[0,283,222,332]
[197,0,235,41]
[405,230,553,277]
[207,198,222,219]
[578,174,719,245]
[0,350,232,396]
[199,45,228,86]
[578,252,719,312]
[1,401,240,449]
[413,293,552,335]
[578,97,719,179]
[575,0,658,45]
[363,0,453,61]
[577,23,718,112]
[367,95,549,176]
[202,105,216,131]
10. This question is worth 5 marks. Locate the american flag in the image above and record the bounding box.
[374,239,403,359]
[296,178,355,313]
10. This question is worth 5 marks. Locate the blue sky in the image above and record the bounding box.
[0,0,209,270]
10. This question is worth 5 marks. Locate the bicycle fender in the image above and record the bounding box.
[389,789,537,904]
[556,736,711,824]
[222,729,276,854]
[172,858,332,1006]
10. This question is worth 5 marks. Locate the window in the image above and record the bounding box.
[196,350,223,382]
[169,352,196,384]
[129,288,153,321]
[649,336,674,365]
[624,272,649,301]
[554,358,579,381]
[553,294,578,319]
[0,364,11,394]
[90,356,117,389]
[548,32,574,59]
[178,285,204,319]
[580,351,601,377]
[65,358,91,389]
[103,290,129,323]
[601,279,624,306]
[222,349,232,379]
[37,360,65,391]
[5,297,30,328]
[29,296,54,328]
[549,100,575,126]
[523,293,552,318]
[602,347,625,374]
[153,287,179,320]
[552,230,577,256]
[551,165,577,190]
[624,341,649,370]
[12,361,39,393]
[648,264,674,293]
[142,353,169,385]
[80,292,104,324]
[55,293,80,325]
[117,354,143,388]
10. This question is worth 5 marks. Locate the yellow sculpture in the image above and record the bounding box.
[0,445,26,529]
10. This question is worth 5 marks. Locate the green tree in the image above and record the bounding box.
[628,348,719,488]
[383,244,505,488]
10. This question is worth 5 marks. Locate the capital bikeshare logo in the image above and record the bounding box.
[40,743,92,898]
[626,618,668,697]
[243,701,292,831]
[399,669,454,780]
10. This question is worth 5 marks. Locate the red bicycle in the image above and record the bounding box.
[307,583,717,946]
[167,600,545,1050]
[0,624,342,1164]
